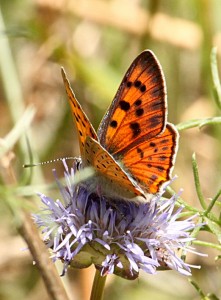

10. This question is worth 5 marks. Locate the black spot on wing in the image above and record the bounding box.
[133,80,146,93]
[90,128,96,138]
[110,120,118,128]
[135,108,144,117]
[137,147,144,158]
[159,155,167,161]
[126,81,132,88]
[130,122,141,138]
[134,80,141,88]
[160,139,169,144]
[150,142,156,147]
[157,166,164,172]
[140,84,146,93]
[119,100,130,111]
[134,99,142,106]
[149,141,158,153]
[162,146,169,151]
[75,114,79,122]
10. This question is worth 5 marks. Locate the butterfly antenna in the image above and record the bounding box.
[23,157,77,168]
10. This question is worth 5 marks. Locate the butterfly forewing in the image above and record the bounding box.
[61,68,98,157]
[84,136,144,197]
[121,124,178,194]
[98,50,167,157]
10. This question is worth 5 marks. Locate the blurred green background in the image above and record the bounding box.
[0,0,221,299]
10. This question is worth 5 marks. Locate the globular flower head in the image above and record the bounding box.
[34,160,198,279]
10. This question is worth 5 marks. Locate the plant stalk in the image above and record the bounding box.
[90,269,107,300]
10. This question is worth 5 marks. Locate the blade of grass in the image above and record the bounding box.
[0,106,36,158]
[192,153,206,209]
[211,47,221,110]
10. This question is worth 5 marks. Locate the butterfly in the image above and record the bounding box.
[61,50,178,201]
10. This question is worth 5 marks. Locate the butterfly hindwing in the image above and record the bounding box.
[61,67,98,157]
[98,50,167,157]
[121,124,178,194]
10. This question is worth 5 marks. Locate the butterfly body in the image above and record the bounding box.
[61,50,178,201]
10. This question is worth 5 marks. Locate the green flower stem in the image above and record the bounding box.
[188,279,206,298]
[90,269,107,300]
[167,186,220,224]
[192,153,206,210]
[192,154,220,223]
[204,189,221,216]
[176,116,221,131]
[177,211,197,218]
[193,240,221,251]
[190,217,203,239]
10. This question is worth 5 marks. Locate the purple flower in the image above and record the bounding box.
[34,160,199,279]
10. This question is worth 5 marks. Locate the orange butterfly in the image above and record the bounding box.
[61,50,178,201]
